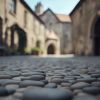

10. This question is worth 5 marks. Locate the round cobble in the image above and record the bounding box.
[0,56,100,100]
[23,88,73,100]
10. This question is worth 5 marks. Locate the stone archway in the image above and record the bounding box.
[47,44,55,54]
[0,17,5,56]
[93,17,100,56]
[10,24,27,53]
[0,17,3,45]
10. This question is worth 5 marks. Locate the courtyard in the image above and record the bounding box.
[0,0,100,100]
[0,56,100,100]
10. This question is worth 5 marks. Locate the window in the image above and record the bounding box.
[9,0,16,14]
[36,40,41,48]
[0,17,2,34]
[24,11,27,28]
[33,17,35,31]
[63,34,68,47]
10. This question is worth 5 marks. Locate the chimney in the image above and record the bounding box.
[35,2,44,15]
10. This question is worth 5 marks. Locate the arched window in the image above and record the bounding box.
[9,0,16,13]
[24,11,27,28]
[36,40,41,48]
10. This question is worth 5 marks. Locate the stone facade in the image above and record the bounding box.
[0,0,60,55]
[35,3,72,54]
[70,0,100,56]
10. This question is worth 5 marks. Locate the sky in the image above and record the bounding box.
[25,0,80,15]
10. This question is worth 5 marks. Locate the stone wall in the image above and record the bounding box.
[45,29,60,55]
[40,10,72,54]
[70,0,100,55]
[61,23,72,54]
[4,0,45,53]
[0,0,60,55]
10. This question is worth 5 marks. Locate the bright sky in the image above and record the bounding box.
[25,0,80,15]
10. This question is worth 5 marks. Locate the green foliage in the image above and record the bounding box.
[31,47,42,55]
[31,47,41,52]
[5,47,42,55]
[7,48,18,55]
[24,48,31,55]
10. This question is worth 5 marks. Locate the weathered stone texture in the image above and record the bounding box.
[70,0,100,55]
[38,8,72,54]
[0,0,60,55]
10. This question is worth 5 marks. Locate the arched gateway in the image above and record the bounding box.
[11,25,27,53]
[93,17,100,56]
[47,44,55,54]
[10,24,27,53]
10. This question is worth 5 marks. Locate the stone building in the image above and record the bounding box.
[35,3,72,54]
[0,0,60,55]
[70,0,100,56]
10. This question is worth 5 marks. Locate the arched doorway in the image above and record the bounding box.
[93,17,100,56]
[47,44,55,54]
[0,17,4,56]
[0,17,3,44]
[11,24,27,53]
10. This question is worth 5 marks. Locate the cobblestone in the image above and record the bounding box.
[0,56,100,100]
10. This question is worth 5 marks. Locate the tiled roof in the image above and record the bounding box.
[40,8,71,23]
[56,14,71,22]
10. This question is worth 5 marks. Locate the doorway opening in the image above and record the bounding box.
[47,44,55,54]
[93,17,100,56]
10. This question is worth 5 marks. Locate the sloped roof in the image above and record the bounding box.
[70,0,86,16]
[56,14,71,22]
[20,0,45,25]
[40,8,60,22]
[40,8,71,23]
[46,30,59,40]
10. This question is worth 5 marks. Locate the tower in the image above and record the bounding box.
[35,2,44,15]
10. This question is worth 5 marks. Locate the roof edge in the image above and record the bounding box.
[40,8,71,23]
[69,0,85,16]
[40,8,61,22]
[20,0,45,25]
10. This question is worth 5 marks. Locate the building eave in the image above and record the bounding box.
[69,0,86,16]
[40,8,61,22]
[20,0,45,25]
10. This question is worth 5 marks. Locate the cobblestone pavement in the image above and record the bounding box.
[0,56,100,100]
